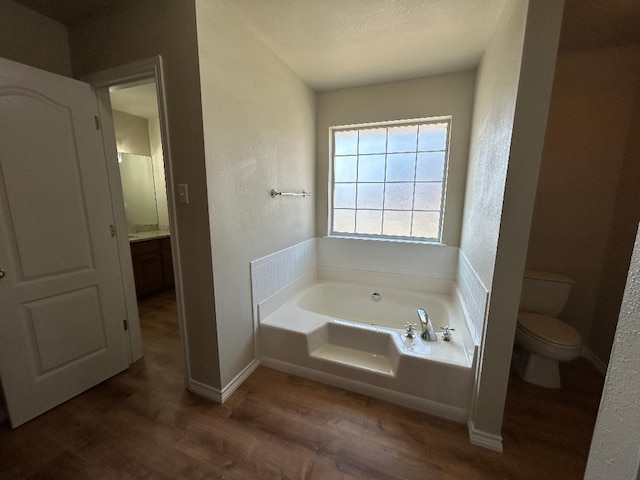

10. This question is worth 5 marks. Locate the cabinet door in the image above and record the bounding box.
[131,241,164,297]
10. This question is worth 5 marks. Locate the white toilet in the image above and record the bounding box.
[514,270,582,388]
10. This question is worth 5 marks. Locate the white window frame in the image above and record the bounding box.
[328,116,451,243]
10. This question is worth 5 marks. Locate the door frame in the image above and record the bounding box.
[84,56,191,384]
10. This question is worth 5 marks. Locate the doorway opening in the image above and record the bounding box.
[85,57,191,386]
[109,79,179,356]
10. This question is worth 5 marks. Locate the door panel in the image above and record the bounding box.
[0,91,93,278]
[26,286,106,373]
[0,57,130,427]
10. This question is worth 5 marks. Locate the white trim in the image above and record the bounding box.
[188,359,260,404]
[83,56,192,388]
[221,359,260,402]
[328,117,452,243]
[188,380,222,403]
[468,420,504,452]
[581,347,608,376]
[261,356,469,423]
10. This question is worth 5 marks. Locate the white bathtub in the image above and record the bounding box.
[259,280,477,422]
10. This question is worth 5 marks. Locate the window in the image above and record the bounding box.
[330,117,450,242]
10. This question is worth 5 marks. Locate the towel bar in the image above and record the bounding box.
[270,189,311,198]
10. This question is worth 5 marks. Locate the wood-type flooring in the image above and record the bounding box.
[0,290,605,479]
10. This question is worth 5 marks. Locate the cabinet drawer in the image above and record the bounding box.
[130,239,161,255]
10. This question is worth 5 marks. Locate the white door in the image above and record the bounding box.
[0,58,130,427]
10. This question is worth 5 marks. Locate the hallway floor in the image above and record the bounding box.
[0,290,605,479]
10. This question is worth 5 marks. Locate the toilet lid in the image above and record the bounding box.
[517,313,582,347]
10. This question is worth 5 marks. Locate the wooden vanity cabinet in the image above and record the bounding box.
[130,238,173,297]
[160,237,174,289]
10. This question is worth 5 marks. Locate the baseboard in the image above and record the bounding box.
[261,356,468,423]
[468,420,504,452]
[221,359,260,402]
[188,359,261,404]
[581,347,608,375]
[188,379,223,403]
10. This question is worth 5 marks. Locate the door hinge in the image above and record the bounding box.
[110,224,116,237]
[94,115,101,130]
[123,319,128,331]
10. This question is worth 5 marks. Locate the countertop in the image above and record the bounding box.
[128,229,170,243]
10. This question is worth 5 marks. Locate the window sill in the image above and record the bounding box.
[325,234,447,247]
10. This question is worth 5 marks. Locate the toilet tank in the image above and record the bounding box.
[519,270,573,316]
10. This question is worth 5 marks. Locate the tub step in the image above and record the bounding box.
[311,344,394,376]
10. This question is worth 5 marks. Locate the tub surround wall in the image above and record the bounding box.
[456,251,489,345]
[196,0,316,390]
[315,70,476,247]
[461,0,564,451]
[253,237,486,345]
[250,238,317,329]
[317,237,457,287]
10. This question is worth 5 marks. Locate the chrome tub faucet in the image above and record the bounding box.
[417,308,437,341]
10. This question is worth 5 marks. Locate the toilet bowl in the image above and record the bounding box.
[515,270,582,389]
[515,312,582,388]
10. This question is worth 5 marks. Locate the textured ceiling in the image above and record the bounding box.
[12,0,640,92]
[224,0,507,90]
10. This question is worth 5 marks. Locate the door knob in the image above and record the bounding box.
[0,268,5,279]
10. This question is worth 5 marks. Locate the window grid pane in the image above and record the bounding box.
[332,118,449,241]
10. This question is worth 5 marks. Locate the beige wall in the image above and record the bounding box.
[195,0,316,387]
[0,0,72,77]
[315,71,476,246]
[527,45,640,364]
[459,0,527,287]
[68,0,220,389]
[462,0,528,443]
[112,110,151,156]
[591,75,640,364]
[464,0,564,447]
[585,222,640,479]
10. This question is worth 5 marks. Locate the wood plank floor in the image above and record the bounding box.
[0,290,605,479]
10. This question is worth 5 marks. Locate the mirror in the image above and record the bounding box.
[119,152,159,228]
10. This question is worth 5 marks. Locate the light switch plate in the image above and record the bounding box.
[178,183,189,204]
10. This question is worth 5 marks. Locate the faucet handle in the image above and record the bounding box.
[440,326,455,342]
[404,323,417,339]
